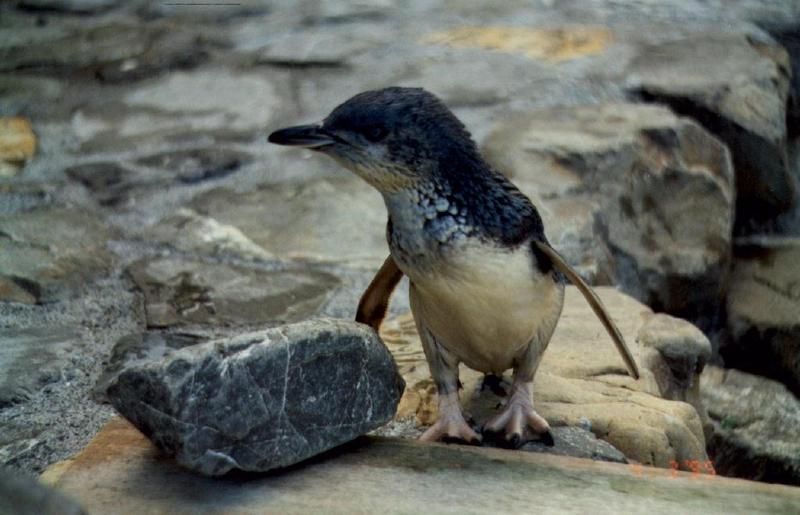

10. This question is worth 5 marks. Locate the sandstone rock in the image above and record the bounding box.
[482,103,734,323]
[723,237,800,395]
[0,326,83,407]
[637,313,712,426]
[701,366,800,486]
[45,417,800,514]
[127,257,340,328]
[381,286,710,471]
[0,467,85,515]
[0,208,115,303]
[106,319,405,476]
[627,32,795,220]
[189,177,388,267]
[0,117,35,176]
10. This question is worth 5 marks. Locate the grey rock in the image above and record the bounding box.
[637,314,712,428]
[252,26,384,67]
[107,319,405,476]
[136,148,251,184]
[701,366,800,486]
[0,20,213,82]
[0,419,44,465]
[723,237,800,395]
[16,0,119,15]
[0,208,115,303]
[94,331,205,402]
[482,103,734,324]
[0,467,86,515]
[144,209,275,261]
[627,32,795,220]
[127,257,341,328]
[189,177,389,268]
[0,326,83,407]
[64,162,132,207]
[520,426,628,464]
[0,183,52,215]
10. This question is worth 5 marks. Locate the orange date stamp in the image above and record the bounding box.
[629,460,716,478]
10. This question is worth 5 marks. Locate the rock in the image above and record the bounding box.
[701,366,800,486]
[0,419,44,465]
[136,148,250,184]
[482,103,734,324]
[627,32,795,221]
[0,21,213,82]
[44,417,800,514]
[251,26,384,67]
[0,208,115,303]
[0,467,86,515]
[94,331,205,402]
[723,237,800,395]
[144,209,274,261]
[106,319,405,476]
[72,68,284,151]
[0,183,52,215]
[16,0,119,15]
[127,257,341,328]
[64,162,133,207]
[422,26,614,64]
[0,117,36,177]
[189,177,388,267]
[381,286,710,471]
[0,326,83,407]
[637,313,712,425]
[520,426,627,463]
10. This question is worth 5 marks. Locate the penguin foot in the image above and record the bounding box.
[419,391,482,445]
[482,382,552,449]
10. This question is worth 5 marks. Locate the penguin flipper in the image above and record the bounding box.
[356,254,404,331]
[533,240,640,380]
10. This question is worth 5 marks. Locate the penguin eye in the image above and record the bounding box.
[364,126,388,142]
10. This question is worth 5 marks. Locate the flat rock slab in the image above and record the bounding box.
[106,319,404,475]
[44,416,800,514]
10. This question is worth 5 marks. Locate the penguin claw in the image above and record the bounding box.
[482,401,552,449]
[420,417,482,445]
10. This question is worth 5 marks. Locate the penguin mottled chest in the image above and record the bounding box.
[399,238,565,375]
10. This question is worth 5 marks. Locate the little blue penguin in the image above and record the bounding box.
[269,87,639,447]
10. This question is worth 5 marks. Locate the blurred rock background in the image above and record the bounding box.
[1,0,799,488]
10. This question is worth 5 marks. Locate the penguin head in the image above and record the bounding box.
[269,87,482,192]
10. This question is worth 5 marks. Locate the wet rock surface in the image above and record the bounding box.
[106,319,405,476]
[701,366,800,486]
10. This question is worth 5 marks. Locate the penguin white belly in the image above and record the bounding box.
[407,241,564,374]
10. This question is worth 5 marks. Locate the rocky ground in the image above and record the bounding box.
[2,0,800,504]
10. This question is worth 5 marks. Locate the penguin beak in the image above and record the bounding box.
[268,124,335,149]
